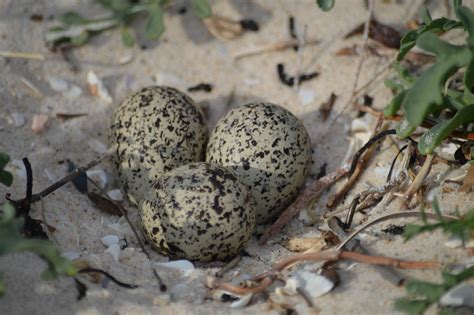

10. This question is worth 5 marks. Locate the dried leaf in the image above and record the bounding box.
[319,93,337,122]
[346,18,401,49]
[460,163,474,192]
[335,46,357,56]
[56,113,88,121]
[203,15,243,40]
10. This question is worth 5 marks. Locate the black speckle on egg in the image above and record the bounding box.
[206,102,312,223]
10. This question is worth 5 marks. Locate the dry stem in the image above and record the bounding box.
[259,165,350,245]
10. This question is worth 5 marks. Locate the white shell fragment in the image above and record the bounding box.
[106,189,123,201]
[298,88,316,106]
[440,283,474,308]
[86,169,108,189]
[47,76,82,98]
[86,70,113,104]
[293,271,334,299]
[31,114,49,133]
[101,235,119,247]
[156,260,195,276]
[105,243,121,262]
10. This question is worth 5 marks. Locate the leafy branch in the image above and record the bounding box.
[46,0,212,47]
[395,267,474,315]
[0,203,77,296]
[384,2,474,155]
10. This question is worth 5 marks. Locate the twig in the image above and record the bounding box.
[27,147,115,203]
[327,217,405,286]
[259,165,350,245]
[215,254,242,277]
[0,50,45,60]
[209,250,439,295]
[348,129,397,177]
[403,154,434,201]
[324,0,375,136]
[233,39,319,60]
[293,24,308,89]
[336,211,458,251]
[78,268,138,289]
[19,77,43,98]
[326,114,385,208]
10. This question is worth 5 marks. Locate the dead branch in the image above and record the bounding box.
[259,165,350,245]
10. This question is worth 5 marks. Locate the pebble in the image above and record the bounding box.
[298,88,315,106]
[87,139,108,154]
[10,112,26,127]
[105,243,121,262]
[445,235,463,249]
[440,282,474,307]
[107,189,123,201]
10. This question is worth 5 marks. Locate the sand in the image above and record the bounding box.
[1,0,473,314]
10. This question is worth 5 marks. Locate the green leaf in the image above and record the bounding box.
[97,0,132,13]
[70,31,90,46]
[0,171,13,187]
[394,298,430,315]
[59,12,90,25]
[421,6,432,25]
[406,280,445,301]
[192,0,212,19]
[0,152,10,170]
[418,104,474,154]
[396,117,417,139]
[456,6,474,46]
[397,18,463,61]
[121,26,135,46]
[401,33,471,131]
[316,0,335,12]
[384,90,406,117]
[144,4,164,40]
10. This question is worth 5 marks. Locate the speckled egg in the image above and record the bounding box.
[109,86,208,205]
[206,102,312,223]
[141,162,256,262]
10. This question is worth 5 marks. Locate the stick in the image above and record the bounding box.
[29,147,115,203]
[259,165,350,245]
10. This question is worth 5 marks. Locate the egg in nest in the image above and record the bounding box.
[206,102,312,223]
[141,162,256,262]
[109,86,208,205]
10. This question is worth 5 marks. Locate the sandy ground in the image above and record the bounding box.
[1,0,473,314]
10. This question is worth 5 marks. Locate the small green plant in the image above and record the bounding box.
[0,203,77,296]
[394,267,474,315]
[385,1,474,155]
[0,153,13,187]
[46,0,212,47]
[403,199,474,242]
[394,200,474,314]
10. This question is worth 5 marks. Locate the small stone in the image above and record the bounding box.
[31,114,49,133]
[11,112,26,127]
[47,76,68,92]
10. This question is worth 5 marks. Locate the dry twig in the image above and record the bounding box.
[259,165,350,245]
